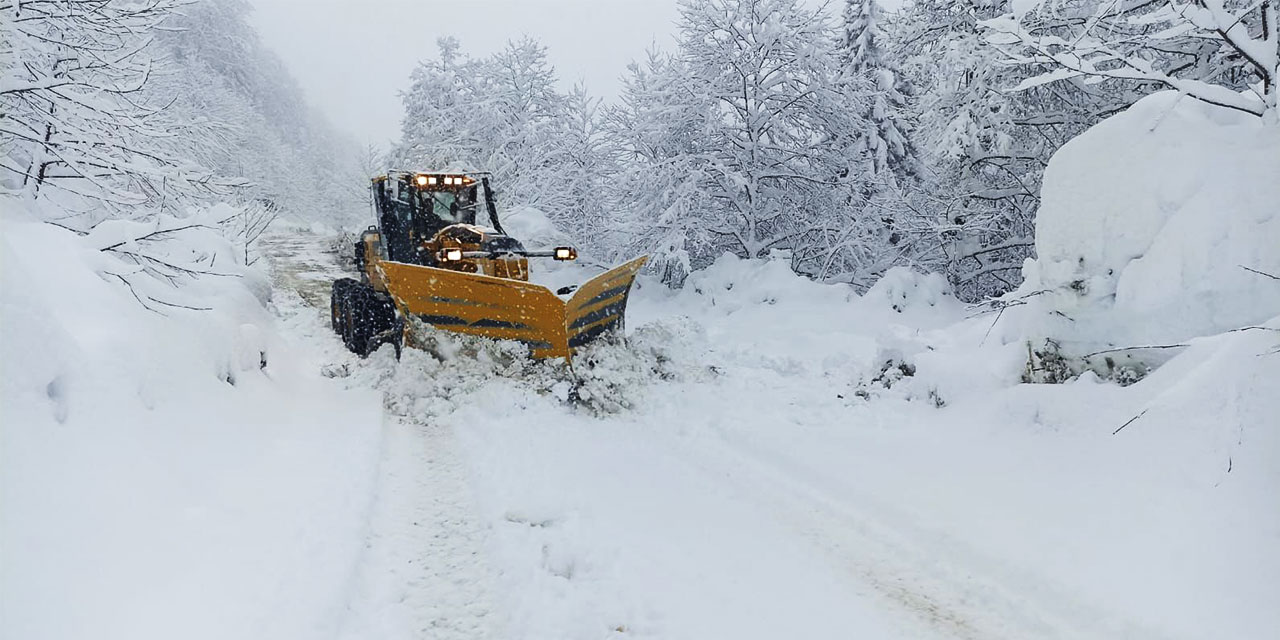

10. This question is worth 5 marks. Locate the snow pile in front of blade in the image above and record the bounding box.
[350,316,714,419]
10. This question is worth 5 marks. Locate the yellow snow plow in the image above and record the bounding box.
[330,171,647,361]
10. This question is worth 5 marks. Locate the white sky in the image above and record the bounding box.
[248,0,684,147]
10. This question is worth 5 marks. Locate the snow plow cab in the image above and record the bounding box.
[330,171,647,360]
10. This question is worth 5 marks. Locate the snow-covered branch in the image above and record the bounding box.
[983,0,1277,119]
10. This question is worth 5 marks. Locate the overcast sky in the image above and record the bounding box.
[248,0,683,147]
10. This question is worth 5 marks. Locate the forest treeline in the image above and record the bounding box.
[3,0,1274,300]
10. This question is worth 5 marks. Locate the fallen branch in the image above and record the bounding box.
[105,272,164,315]
[1112,408,1149,435]
[1082,343,1188,360]
[1227,325,1279,333]
[146,296,212,312]
[98,222,215,252]
[1239,265,1280,281]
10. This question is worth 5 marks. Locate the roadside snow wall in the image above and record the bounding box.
[1023,91,1280,353]
[0,202,383,640]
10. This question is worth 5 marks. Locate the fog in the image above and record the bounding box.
[248,0,682,146]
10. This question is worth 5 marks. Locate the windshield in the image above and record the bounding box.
[414,185,477,225]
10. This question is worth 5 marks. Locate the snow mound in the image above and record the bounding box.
[1025,91,1280,353]
[569,317,715,414]
[863,266,959,316]
[1,203,383,640]
[680,252,855,313]
[351,317,713,419]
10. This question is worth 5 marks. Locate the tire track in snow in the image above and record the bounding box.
[261,230,497,640]
[666,425,1177,640]
[337,415,498,640]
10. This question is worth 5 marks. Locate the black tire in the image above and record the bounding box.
[334,279,399,358]
[342,302,356,351]
[331,289,344,334]
[331,279,357,335]
[347,287,371,356]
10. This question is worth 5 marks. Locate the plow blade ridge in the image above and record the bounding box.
[565,255,649,350]
[379,261,570,358]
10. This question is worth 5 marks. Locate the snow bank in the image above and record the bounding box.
[864,266,958,316]
[0,202,382,640]
[1024,91,1280,353]
[674,254,962,324]
[679,252,855,312]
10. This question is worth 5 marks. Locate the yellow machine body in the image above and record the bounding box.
[333,171,648,361]
[378,255,648,360]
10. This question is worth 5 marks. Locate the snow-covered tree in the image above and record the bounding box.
[882,0,1141,299]
[152,0,364,227]
[607,0,883,283]
[0,0,223,211]
[556,84,616,255]
[2,0,364,313]
[984,0,1278,120]
[840,0,920,187]
[397,37,575,225]
[605,50,716,280]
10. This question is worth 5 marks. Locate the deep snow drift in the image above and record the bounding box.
[1025,91,1280,355]
[0,204,383,640]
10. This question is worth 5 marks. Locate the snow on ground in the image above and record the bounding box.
[407,254,1276,640]
[7,218,1275,640]
[260,232,499,640]
[301,226,1275,639]
[0,209,383,640]
[4,91,1276,640]
[307,93,1277,639]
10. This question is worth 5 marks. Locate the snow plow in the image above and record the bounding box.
[330,171,647,360]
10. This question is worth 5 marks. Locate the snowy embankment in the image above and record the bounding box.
[0,205,383,640]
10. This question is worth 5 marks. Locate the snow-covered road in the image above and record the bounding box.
[263,230,1279,640]
[261,232,498,640]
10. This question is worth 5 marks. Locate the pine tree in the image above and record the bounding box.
[840,0,920,188]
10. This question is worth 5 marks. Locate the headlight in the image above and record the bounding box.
[415,175,429,186]
[442,248,463,262]
[553,247,577,261]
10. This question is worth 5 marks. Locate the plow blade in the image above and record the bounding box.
[566,256,649,350]
[378,255,648,360]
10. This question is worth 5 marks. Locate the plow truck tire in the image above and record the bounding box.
[334,280,399,359]
[331,278,356,334]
